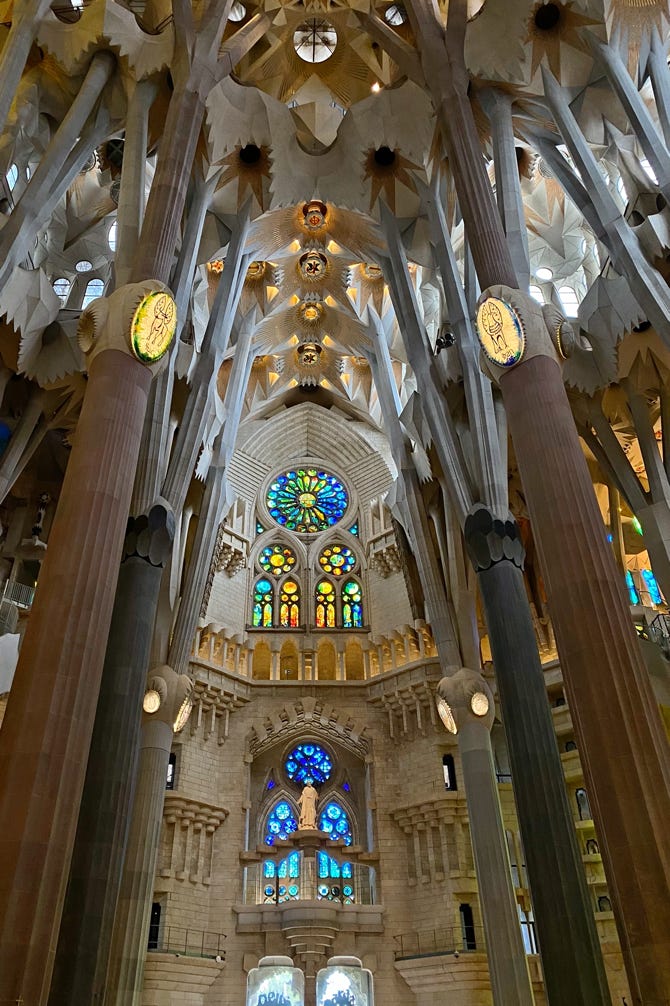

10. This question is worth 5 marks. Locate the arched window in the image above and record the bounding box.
[625,570,640,604]
[279,579,300,627]
[442,753,457,791]
[82,278,104,308]
[558,285,580,318]
[264,800,298,845]
[6,164,18,190]
[108,219,118,251]
[575,787,592,822]
[641,568,663,605]
[519,907,538,954]
[529,284,544,305]
[315,580,336,627]
[597,895,612,913]
[252,577,273,627]
[53,277,71,305]
[317,800,354,903]
[342,579,363,628]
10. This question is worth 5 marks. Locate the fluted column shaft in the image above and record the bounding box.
[468,512,611,1006]
[106,720,173,1006]
[48,509,174,1006]
[502,355,670,1004]
[0,350,152,1006]
[458,719,534,1005]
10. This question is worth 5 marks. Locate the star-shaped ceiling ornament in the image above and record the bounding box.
[216,144,273,212]
[363,145,420,214]
[527,1,600,81]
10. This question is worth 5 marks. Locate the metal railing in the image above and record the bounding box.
[2,580,34,609]
[394,925,487,960]
[148,926,226,960]
[648,613,670,657]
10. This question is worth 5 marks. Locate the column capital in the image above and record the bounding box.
[436,667,495,733]
[464,505,525,572]
[475,284,575,383]
[122,501,175,568]
[77,281,177,371]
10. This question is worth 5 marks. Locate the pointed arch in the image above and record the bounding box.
[342,577,363,628]
[252,577,274,627]
[279,577,300,627]
[315,578,336,628]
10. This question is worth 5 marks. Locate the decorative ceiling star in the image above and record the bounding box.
[527,1,600,81]
[216,144,273,211]
[363,146,420,213]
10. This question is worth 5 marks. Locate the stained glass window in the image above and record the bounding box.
[264,800,298,845]
[263,851,301,902]
[267,468,348,533]
[319,801,353,844]
[252,577,273,627]
[280,580,301,628]
[285,743,333,785]
[260,544,296,577]
[316,580,336,628]
[625,570,640,605]
[641,568,663,605]
[342,579,363,628]
[319,543,356,577]
[317,801,354,903]
[348,522,359,537]
[256,521,265,536]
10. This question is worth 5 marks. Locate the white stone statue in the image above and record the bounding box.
[298,782,318,830]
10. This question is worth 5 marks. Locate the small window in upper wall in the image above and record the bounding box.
[166,752,176,790]
[529,285,544,305]
[82,278,104,308]
[6,164,18,190]
[558,286,580,318]
[108,219,118,251]
[53,278,71,305]
[443,753,457,791]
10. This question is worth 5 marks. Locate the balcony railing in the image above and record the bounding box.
[147,926,226,960]
[2,580,34,609]
[394,925,487,960]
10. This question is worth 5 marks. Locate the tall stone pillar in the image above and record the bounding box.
[465,506,611,1006]
[0,281,175,1006]
[106,666,193,1006]
[478,285,670,1003]
[48,506,175,1006]
[436,669,533,1006]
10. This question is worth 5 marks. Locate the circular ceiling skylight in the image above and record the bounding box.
[293,19,337,63]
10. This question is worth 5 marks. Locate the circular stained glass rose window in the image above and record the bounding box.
[259,544,297,577]
[319,543,356,577]
[267,468,348,534]
[285,742,333,785]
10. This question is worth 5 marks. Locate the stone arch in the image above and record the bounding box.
[252,641,271,679]
[280,639,299,680]
[317,640,336,680]
[345,640,364,680]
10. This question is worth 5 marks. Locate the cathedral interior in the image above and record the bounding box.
[0,1,670,1005]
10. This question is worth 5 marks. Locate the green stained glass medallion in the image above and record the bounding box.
[267,468,348,533]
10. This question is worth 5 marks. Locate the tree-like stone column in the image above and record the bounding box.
[106,666,193,1006]
[48,506,175,1006]
[464,506,612,1006]
[482,285,670,1004]
[0,282,173,1006]
[436,670,534,1006]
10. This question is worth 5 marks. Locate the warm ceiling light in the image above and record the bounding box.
[437,697,458,734]
[471,692,490,717]
[143,689,162,714]
[371,82,381,93]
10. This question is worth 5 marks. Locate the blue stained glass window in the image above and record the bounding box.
[642,568,663,605]
[285,743,333,785]
[318,801,352,845]
[349,522,359,536]
[267,468,348,534]
[625,570,640,605]
[256,521,265,536]
[264,800,298,845]
[342,579,363,628]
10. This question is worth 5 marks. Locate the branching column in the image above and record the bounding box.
[407,3,670,999]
